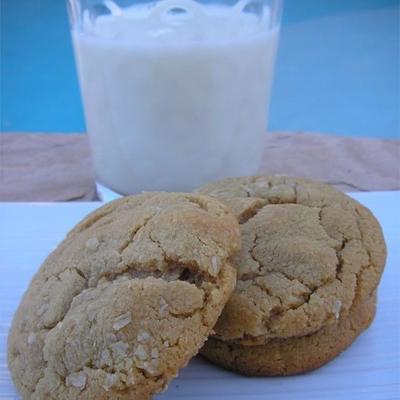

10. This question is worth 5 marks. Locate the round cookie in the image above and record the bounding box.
[201,291,377,376]
[8,193,240,399]
[196,175,386,346]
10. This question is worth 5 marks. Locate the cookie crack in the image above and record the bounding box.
[43,266,87,285]
[248,279,277,303]
[352,208,375,307]
[248,233,261,271]
[183,195,209,212]
[194,234,227,259]
[250,276,310,309]
[147,231,216,288]
[148,231,167,259]
[293,182,299,204]
[233,179,300,224]
[168,307,205,320]
[239,202,268,224]
[118,215,154,254]
[73,207,115,234]
[317,205,347,282]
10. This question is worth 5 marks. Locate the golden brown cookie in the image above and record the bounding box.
[196,175,386,345]
[201,291,377,376]
[8,193,240,399]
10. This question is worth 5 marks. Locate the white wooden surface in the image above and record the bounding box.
[1,192,399,399]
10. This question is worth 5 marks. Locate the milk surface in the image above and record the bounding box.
[73,1,279,194]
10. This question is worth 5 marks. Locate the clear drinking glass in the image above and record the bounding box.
[68,0,282,195]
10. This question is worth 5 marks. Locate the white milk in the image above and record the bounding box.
[72,1,279,194]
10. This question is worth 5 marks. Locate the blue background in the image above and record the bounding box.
[1,0,399,138]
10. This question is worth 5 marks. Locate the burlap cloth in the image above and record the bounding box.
[1,132,399,202]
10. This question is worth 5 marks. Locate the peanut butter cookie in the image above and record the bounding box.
[201,291,377,375]
[196,176,386,374]
[8,193,240,399]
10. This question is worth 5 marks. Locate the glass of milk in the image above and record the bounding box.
[68,0,282,195]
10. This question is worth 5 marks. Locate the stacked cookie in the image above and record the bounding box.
[8,176,386,399]
[196,176,386,375]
